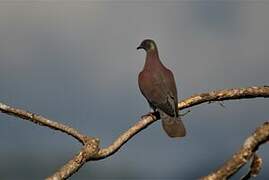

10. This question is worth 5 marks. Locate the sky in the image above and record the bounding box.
[0,1,269,179]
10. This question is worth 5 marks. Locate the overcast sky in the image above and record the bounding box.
[0,1,269,179]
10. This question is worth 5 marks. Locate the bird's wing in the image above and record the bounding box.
[139,69,178,117]
[154,94,177,117]
[161,68,179,116]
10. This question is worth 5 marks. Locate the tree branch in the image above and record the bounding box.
[201,122,269,180]
[1,85,269,179]
[179,86,269,109]
[0,102,89,144]
[95,86,269,160]
[93,112,159,160]
[46,137,100,180]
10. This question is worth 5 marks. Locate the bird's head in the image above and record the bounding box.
[137,39,157,52]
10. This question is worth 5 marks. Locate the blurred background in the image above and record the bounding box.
[0,0,269,179]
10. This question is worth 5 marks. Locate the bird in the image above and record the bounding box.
[137,39,186,138]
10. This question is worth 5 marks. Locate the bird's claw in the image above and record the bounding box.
[141,112,158,120]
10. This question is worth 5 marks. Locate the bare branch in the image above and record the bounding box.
[46,137,100,180]
[201,122,269,180]
[0,102,89,144]
[93,113,158,160]
[179,86,269,109]
[95,86,269,160]
[1,85,269,179]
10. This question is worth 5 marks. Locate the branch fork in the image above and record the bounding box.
[1,86,269,179]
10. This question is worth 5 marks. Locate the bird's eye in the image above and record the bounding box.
[145,42,151,50]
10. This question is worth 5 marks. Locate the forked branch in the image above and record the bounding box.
[0,86,269,179]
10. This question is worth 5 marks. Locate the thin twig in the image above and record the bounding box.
[0,102,89,144]
[179,86,269,110]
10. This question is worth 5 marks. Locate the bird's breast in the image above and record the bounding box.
[138,70,165,100]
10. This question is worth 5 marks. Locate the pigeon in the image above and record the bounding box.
[137,39,186,137]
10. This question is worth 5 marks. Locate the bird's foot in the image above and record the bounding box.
[179,110,191,117]
[141,111,159,120]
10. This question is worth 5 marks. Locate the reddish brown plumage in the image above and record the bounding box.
[137,39,186,138]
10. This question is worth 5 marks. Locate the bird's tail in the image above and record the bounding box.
[160,112,186,138]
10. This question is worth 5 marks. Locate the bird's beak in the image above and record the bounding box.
[137,45,143,50]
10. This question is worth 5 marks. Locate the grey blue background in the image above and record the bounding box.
[0,1,269,179]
